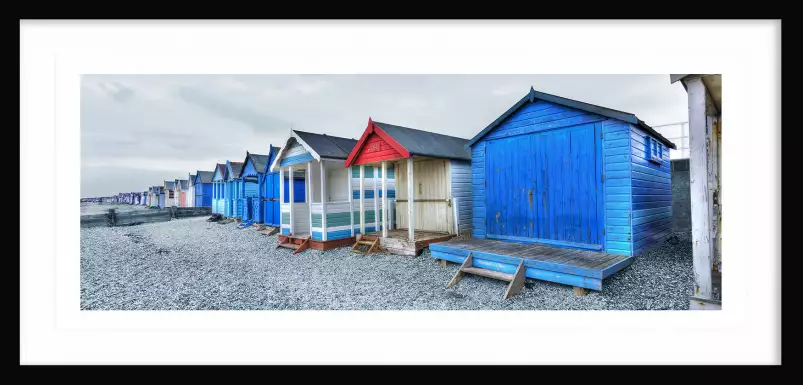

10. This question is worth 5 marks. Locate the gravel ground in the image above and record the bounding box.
[81,217,694,310]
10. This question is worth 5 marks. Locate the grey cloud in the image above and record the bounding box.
[97,81,136,103]
[176,86,290,134]
[81,74,688,197]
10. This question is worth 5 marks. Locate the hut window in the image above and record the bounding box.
[645,136,663,164]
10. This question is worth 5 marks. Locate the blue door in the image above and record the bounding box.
[283,177,306,203]
[485,123,602,248]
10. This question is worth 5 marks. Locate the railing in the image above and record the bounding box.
[651,121,690,159]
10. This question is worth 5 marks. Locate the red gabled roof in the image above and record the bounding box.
[344,117,410,167]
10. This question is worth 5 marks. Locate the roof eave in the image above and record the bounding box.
[465,89,533,149]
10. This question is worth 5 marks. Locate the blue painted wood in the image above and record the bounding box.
[471,142,486,238]
[326,229,353,240]
[601,257,635,279]
[280,152,314,167]
[470,102,671,261]
[450,159,473,234]
[633,206,671,218]
[283,177,306,203]
[486,233,603,251]
[430,248,603,290]
[484,122,601,246]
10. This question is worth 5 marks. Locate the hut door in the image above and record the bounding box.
[486,123,602,248]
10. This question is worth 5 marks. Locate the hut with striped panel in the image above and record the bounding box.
[344,118,471,256]
[225,161,244,219]
[186,174,196,207]
[175,179,189,207]
[211,163,227,214]
[429,87,676,295]
[269,130,355,252]
[237,147,282,226]
[163,180,177,208]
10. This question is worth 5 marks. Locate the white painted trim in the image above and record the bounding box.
[348,166,354,236]
[320,161,328,241]
[288,165,295,235]
[269,132,329,173]
[373,167,379,232]
[278,168,284,207]
[408,157,415,242]
[453,197,459,235]
[268,136,292,173]
[307,162,313,237]
[381,161,388,238]
[290,131,322,161]
[359,165,365,234]
[687,76,713,299]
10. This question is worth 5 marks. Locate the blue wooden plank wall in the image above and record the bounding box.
[602,119,634,256]
[470,100,607,248]
[244,179,258,198]
[450,159,473,235]
[471,142,486,238]
[630,124,672,256]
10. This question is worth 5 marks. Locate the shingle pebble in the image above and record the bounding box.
[81,217,693,310]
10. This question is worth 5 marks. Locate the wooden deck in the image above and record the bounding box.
[429,238,634,291]
[366,229,454,256]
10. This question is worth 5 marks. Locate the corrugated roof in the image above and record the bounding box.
[196,171,215,184]
[466,87,676,150]
[294,130,357,159]
[373,121,471,160]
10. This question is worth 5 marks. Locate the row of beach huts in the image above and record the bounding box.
[93,88,676,297]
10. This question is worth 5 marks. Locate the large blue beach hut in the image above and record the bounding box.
[430,87,676,295]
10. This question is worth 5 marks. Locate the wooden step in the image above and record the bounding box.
[357,241,376,246]
[278,242,300,250]
[460,267,514,282]
[359,235,378,241]
[445,253,527,300]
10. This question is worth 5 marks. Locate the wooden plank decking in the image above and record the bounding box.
[429,238,633,291]
[366,229,454,256]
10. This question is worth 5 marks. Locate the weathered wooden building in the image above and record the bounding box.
[269,130,354,252]
[344,118,471,255]
[186,173,196,207]
[211,163,227,214]
[238,147,282,226]
[163,180,176,208]
[225,161,244,218]
[430,88,676,294]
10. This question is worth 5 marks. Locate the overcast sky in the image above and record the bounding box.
[81,74,688,197]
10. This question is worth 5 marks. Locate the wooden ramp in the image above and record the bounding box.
[351,235,380,255]
[277,234,310,254]
[431,238,634,293]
